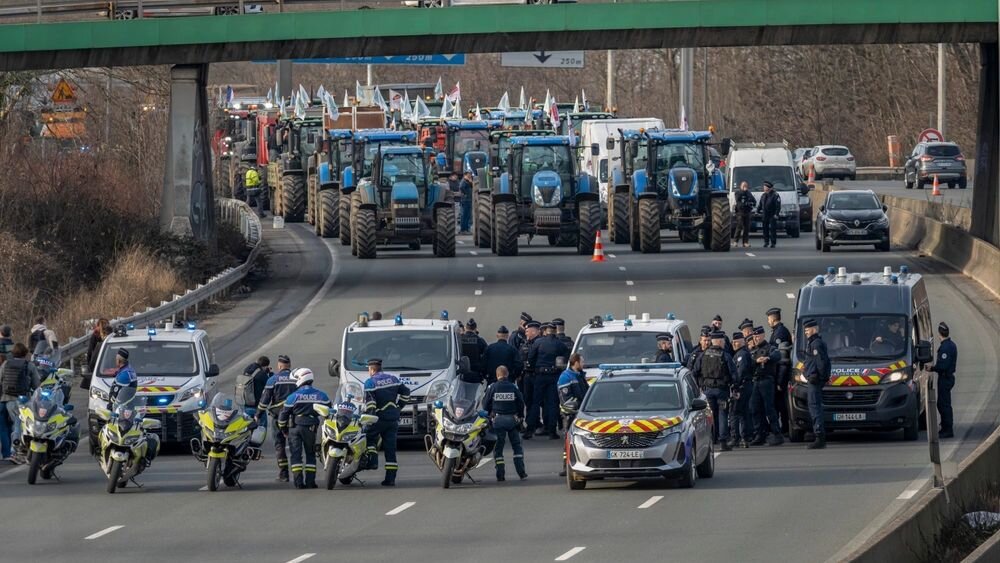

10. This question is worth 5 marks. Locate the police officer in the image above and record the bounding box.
[756,180,781,248]
[526,322,569,440]
[557,353,588,476]
[484,326,519,385]
[655,333,675,363]
[278,368,331,488]
[727,332,754,449]
[685,326,712,371]
[483,365,527,482]
[929,322,957,439]
[552,318,574,349]
[710,314,733,353]
[258,354,297,482]
[459,319,488,382]
[801,319,830,450]
[508,312,532,352]
[363,358,412,486]
[109,348,137,403]
[519,320,541,433]
[696,331,736,450]
[739,318,755,341]
[767,307,793,435]
[749,327,784,446]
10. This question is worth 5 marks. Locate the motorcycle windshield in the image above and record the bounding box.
[29,386,64,421]
[33,343,61,375]
[446,381,483,422]
[209,393,241,426]
[112,396,146,434]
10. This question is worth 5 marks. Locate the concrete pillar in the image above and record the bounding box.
[679,48,693,129]
[161,64,215,241]
[277,60,292,100]
[971,43,999,246]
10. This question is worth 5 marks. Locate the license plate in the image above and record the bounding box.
[608,450,643,459]
[846,229,868,235]
[833,412,866,421]
[937,160,952,166]
[399,417,413,426]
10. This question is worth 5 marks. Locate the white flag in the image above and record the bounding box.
[388,89,403,111]
[265,88,273,104]
[415,97,431,119]
[278,97,287,119]
[475,104,482,121]
[343,89,350,108]
[548,95,560,129]
[498,92,510,113]
[356,81,364,104]
[573,95,581,113]
[440,96,452,119]
[323,91,340,122]
[372,87,388,112]
[581,89,588,111]
[434,77,444,100]
[294,91,307,120]
[298,84,310,107]
[274,81,280,101]
[401,91,412,121]
[447,81,461,103]
[452,97,461,119]
[518,86,526,110]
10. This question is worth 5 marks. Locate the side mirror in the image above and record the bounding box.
[328,359,341,378]
[915,340,933,364]
[64,404,74,412]
[882,204,888,212]
[94,407,111,421]
[819,205,826,212]
[590,143,600,156]
[206,364,220,377]
[690,398,708,411]
[359,414,378,426]
[459,356,471,374]
[720,138,733,155]
[606,137,615,150]
[141,418,162,431]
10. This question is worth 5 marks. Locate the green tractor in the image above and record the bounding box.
[267,110,323,222]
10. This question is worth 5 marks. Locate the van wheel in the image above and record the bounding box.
[789,427,806,443]
[903,415,919,441]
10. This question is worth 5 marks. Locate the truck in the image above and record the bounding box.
[340,130,418,248]
[725,141,802,238]
[606,129,732,252]
[267,108,324,222]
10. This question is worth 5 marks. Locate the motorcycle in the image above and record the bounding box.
[314,398,378,490]
[191,393,264,491]
[93,390,161,494]
[425,380,493,489]
[33,344,73,405]
[16,385,80,484]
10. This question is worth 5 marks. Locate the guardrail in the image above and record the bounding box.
[59,198,263,368]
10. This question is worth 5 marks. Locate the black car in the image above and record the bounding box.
[815,190,890,252]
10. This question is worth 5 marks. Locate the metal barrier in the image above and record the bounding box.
[59,198,263,367]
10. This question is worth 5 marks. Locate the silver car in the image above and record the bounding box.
[904,142,967,189]
[565,364,715,490]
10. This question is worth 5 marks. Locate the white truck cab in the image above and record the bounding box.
[726,141,804,238]
[570,313,692,383]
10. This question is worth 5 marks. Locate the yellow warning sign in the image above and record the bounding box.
[51,79,76,104]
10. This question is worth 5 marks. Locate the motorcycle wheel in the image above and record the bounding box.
[207,456,222,492]
[27,451,42,485]
[326,458,341,490]
[441,456,456,489]
[107,460,123,494]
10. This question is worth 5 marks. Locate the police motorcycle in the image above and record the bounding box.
[33,341,73,405]
[425,379,493,489]
[314,396,379,489]
[191,393,264,492]
[93,387,161,494]
[15,385,80,485]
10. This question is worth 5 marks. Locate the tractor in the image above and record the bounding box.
[605,129,732,253]
[432,120,493,179]
[349,147,456,259]
[479,136,600,256]
[267,109,324,222]
[307,128,354,238]
[339,130,417,247]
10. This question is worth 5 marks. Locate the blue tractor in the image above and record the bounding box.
[309,128,354,239]
[339,130,417,247]
[482,136,600,256]
[606,129,732,253]
[432,120,492,179]
[350,146,456,259]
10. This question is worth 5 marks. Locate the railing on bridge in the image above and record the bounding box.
[0,0,342,23]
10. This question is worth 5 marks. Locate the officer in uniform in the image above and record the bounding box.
[552,318,574,349]
[518,320,541,430]
[258,355,297,482]
[526,322,569,440]
[482,365,527,481]
[655,333,674,363]
[557,353,588,476]
[363,358,411,486]
[484,326,519,385]
[739,319,755,341]
[749,327,784,446]
[756,180,781,248]
[109,348,137,403]
[278,368,331,488]
[507,312,532,352]
[767,307,793,435]
[727,332,754,449]
[459,319,488,382]
[929,322,958,438]
[800,319,830,450]
[696,331,736,450]
[710,315,733,353]
[685,326,712,371]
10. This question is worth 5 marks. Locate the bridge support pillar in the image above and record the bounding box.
[971,42,999,246]
[161,64,215,241]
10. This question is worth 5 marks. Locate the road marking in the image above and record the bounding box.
[637,495,663,509]
[386,501,416,516]
[555,547,586,561]
[746,252,756,257]
[475,289,483,296]
[458,240,465,245]
[618,266,626,271]
[85,526,125,540]
[467,306,476,313]
[0,465,25,478]
[198,486,209,491]
[897,489,921,500]
[475,456,494,469]
[284,554,316,563]
[476,263,484,268]
[762,265,771,270]
[776,278,786,284]
[626,280,634,286]
[477,276,485,282]
[607,253,616,258]
[469,251,478,256]
[786,293,796,299]
[629,296,637,302]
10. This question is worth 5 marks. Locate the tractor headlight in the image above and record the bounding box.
[532,184,561,207]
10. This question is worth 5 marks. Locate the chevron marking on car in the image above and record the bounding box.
[138,386,180,393]
[143,406,180,414]
[575,417,682,433]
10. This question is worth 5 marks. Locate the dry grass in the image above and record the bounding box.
[926,486,1000,562]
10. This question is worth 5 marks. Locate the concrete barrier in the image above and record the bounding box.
[963,528,1000,563]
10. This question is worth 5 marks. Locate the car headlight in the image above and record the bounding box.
[885,371,908,383]
[781,203,798,215]
[425,380,450,404]
[798,196,810,206]
[178,385,203,402]
[875,216,889,226]
[656,428,683,440]
[90,386,110,402]
[825,218,844,229]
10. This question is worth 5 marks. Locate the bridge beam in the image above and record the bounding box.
[971,42,999,246]
[161,63,215,242]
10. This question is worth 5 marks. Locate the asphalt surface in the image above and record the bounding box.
[2,223,998,563]
[838,179,975,208]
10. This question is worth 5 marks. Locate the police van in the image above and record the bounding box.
[571,313,691,384]
[789,266,934,442]
[88,322,220,451]
[329,312,462,437]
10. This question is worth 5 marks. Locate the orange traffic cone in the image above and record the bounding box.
[932,175,942,196]
[807,163,816,185]
[591,230,606,262]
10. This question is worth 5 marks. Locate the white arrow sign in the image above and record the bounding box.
[501,51,584,69]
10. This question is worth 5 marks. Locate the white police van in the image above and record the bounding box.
[329,312,462,437]
[571,313,692,383]
[88,322,220,451]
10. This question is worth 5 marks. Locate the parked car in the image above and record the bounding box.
[815,190,890,252]
[808,145,856,180]
[904,142,967,189]
[792,147,812,178]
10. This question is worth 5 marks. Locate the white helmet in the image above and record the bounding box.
[292,367,315,387]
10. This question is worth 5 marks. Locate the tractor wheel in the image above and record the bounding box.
[319,190,339,238]
[282,175,306,222]
[629,202,641,252]
[350,192,362,257]
[611,192,630,244]
[306,176,317,226]
[475,194,492,249]
[709,197,733,252]
[355,208,377,259]
[339,193,352,246]
[434,206,456,258]
[577,200,600,255]
[494,201,519,256]
[637,198,661,254]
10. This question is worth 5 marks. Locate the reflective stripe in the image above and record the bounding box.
[385,463,398,470]
[495,460,505,465]
[304,466,316,473]
[366,447,377,453]
[513,454,523,458]
[278,461,288,468]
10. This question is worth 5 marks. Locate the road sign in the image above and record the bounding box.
[500,51,584,69]
[290,54,465,66]
[918,128,944,142]
[51,79,76,104]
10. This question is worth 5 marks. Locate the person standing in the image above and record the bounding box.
[83,319,111,390]
[363,358,412,486]
[278,368,331,489]
[525,323,568,440]
[459,171,474,234]
[557,353,588,476]
[767,307,793,435]
[929,322,958,439]
[655,333,675,363]
[518,320,541,430]
[685,327,712,371]
[237,356,272,418]
[711,314,732,353]
[733,180,755,247]
[482,366,527,481]
[258,355,297,482]
[800,319,830,449]
[552,318,574,349]
[696,331,736,450]
[0,325,14,364]
[484,326,519,385]
[739,319,755,341]
[459,319,488,382]
[727,332,754,449]
[749,327,784,446]
[756,181,781,248]
[1,343,41,462]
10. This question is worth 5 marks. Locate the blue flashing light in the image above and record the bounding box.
[624,319,633,327]
[198,399,207,409]
[826,266,836,275]
[440,310,449,321]
[147,326,157,338]
[157,396,170,405]
[666,312,676,320]
[126,323,135,330]
[433,400,444,409]
[186,321,196,332]
[604,314,614,322]
[40,390,52,398]
[395,314,403,326]
[17,395,29,404]
[598,362,682,372]
[890,275,899,284]
[899,265,909,274]
[478,410,489,419]
[815,276,825,285]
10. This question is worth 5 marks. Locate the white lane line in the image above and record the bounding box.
[618,266,626,271]
[458,240,465,245]
[284,554,316,563]
[198,485,209,491]
[897,489,921,500]
[607,253,617,258]
[626,280,634,286]
[628,296,637,302]
[85,526,125,540]
[0,465,25,478]
[386,501,416,516]
[467,306,476,313]
[714,452,721,459]
[470,251,478,256]
[637,495,663,509]
[746,252,756,257]
[555,547,587,561]
[776,278,786,284]
[474,289,483,296]
[476,263,484,269]
[786,293,796,299]
[475,457,494,469]
[762,265,771,270]
[477,276,485,282]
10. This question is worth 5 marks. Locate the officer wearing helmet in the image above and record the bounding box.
[258,355,297,482]
[363,358,412,486]
[278,368,331,489]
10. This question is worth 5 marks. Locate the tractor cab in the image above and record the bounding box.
[488,130,556,175]
[371,147,432,210]
[345,130,418,190]
[435,120,492,178]
[417,118,446,152]
[507,136,578,204]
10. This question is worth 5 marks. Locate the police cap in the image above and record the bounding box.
[497,325,509,335]
[525,321,541,329]
[766,307,781,318]
[116,348,129,360]
[656,333,672,342]
[520,312,533,323]
[713,314,723,322]
[367,358,383,367]
[552,318,566,327]
[763,181,774,189]
[540,322,555,331]
[710,331,726,340]
[802,319,818,329]
[277,354,291,364]
[738,318,754,330]
[467,318,477,329]
[752,326,766,336]
[938,322,950,336]
[732,332,745,341]
[700,326,712,337]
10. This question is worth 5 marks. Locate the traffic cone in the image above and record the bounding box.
[591,230,606,262]
[807,163,816,186]
[932,175,942,196]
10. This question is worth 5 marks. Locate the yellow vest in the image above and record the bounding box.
[245,168,261,187]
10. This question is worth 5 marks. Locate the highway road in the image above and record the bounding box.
[839,179,975,208]
[2,224,998,563]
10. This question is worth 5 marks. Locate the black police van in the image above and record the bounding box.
[789,266,934,442]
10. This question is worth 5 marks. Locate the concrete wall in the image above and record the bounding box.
[963,528,1000,563]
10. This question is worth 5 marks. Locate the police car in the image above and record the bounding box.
[571,313,692,383]
[329,312,461,437]
[88,322,220,449]
[565,363,714,490]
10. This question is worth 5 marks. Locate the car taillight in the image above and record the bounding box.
[955,155,965,161]
[846,156,854,161]
[815,156,827,161]
[920,156,934,162]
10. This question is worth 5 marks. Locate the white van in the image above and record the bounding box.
[579,117,665,205]
[725,142,804,238]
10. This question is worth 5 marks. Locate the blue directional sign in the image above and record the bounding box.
[292,54,465,66]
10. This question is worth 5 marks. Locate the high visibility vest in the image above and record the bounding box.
[245,168,261,187]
